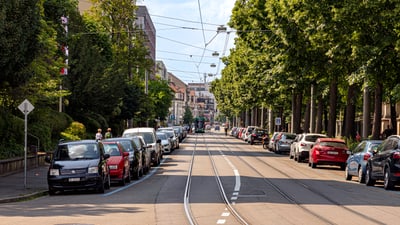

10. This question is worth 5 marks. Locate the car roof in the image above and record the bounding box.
[58,139,98,145]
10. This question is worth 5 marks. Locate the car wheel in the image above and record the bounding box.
[120,172,126,186]
[126,170,131,183]
[358,167,365,183]
[311,161,317,168]
[133,167,140,180]
[384,168,394,190]
[48,187,56,196]
[340,163,346,171]
[97,180,105,193]
[365,165,376,186]
[345,166,352,181]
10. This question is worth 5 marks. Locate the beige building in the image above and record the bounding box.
[167,72,187,125]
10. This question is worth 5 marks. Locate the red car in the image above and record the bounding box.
[309,138,349,170]
[102,141,131,185]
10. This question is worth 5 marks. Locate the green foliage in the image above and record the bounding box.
[183,105,194,125]
[0,108,24,159]
[60,121,86,141]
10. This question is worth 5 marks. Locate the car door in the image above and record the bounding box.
[371,139,393,177]
[347,141,366,175]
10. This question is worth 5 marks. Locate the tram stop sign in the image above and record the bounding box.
[18,99,34,115]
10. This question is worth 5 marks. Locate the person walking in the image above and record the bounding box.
[95,128,103,141]
[105,128,112,139]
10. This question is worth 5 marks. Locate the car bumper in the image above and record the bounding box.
[47,174,103,191]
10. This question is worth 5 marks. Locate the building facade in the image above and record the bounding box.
[167,72,187,126]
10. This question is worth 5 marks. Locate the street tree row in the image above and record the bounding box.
[211,0,400,139]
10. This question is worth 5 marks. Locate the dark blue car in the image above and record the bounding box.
[345,140,382,183]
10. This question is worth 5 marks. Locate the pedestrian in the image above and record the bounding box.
[95,128,103,141]
[105,128,112,139]
[356,131,361,142]
[224,125,228,136]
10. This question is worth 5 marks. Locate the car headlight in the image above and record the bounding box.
[49,169,59,176]
[108,165,118,170]
[88,166,99,173]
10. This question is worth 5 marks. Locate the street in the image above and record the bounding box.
[0,131,399,225]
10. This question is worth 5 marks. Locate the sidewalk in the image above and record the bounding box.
[0,165,48,203]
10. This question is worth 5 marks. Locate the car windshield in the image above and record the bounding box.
[320,141,347,148]
[55,143,99,160]
[305,135,325,142]
[256,129,267,135]
[103,143,121,156]
[118,140,134,152]
[157,133,168,140]
[125,132,154,144]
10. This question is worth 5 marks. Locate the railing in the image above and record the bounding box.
[0,153,48,176]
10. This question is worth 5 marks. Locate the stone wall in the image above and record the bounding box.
[0,153,47,176]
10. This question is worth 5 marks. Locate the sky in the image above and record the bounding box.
[137,0,236,84]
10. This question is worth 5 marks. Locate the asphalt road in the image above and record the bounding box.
[0,131,399,225]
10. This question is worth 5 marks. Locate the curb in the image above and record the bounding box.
[0,190,48,204]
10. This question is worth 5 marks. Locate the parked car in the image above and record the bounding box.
[103,137,144,180]
[160,130,179,150]
[289,134,303,159]
[345,140,383,183]
[249,128,268,145]
[45,140,110,195]
[157,132,173,154]
[365,135,400,190]
[173,126,185,142]
[242,126,258,143]
[123,127,162,166]
[293,133,327,162]
[268,132,280,151]
[131,135,151,174]
[309,138,349,170]
[274,132,296,154]
[102,141,131,185]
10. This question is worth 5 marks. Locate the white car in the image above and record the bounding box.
[242,126,258,143]
[293,133,327,162]
[156,132,172,154]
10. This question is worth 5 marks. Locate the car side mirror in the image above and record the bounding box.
[123,152,129,157]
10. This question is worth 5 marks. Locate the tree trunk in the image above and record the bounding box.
[292,91,302,133]
[344,84,357,139]
[390,99,397,135]
[372,82,383,139]
[303,99,311,133]
[316,94,323,133]
[327,77,337,137]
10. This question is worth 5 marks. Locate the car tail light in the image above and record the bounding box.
[363,153,371,161]
[251,134,256,137]
[300,143,306,147]
[393,152,400,159]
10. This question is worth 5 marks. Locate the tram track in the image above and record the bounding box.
[220,134,386,225]
[184,133,249,225]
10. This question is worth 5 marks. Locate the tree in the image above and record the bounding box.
[183,105,194,125]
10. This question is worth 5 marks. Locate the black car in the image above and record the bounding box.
[365,135,400,190]
[45,140,110,195]
[103,137,144,180]
[250,128,268,145]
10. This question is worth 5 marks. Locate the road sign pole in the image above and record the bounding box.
[24,112,27,188]
[18,99,34,189]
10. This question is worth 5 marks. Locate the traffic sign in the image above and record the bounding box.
[275,117,281,126]
[18,99,34,115]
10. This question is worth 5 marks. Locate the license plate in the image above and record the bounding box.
[327,151,338,155]
[69,178,80,182]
